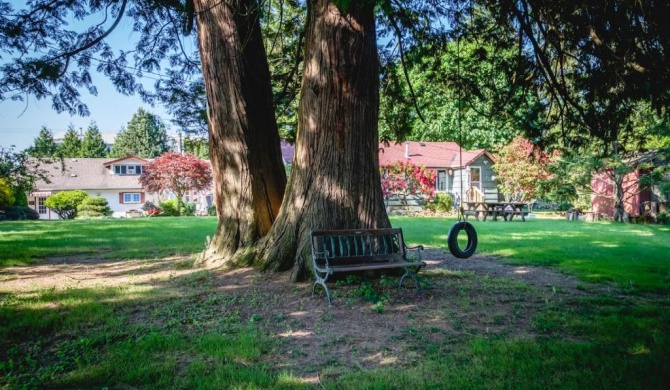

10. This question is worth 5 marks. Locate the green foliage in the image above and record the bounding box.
[159,199,195,217]
[494,136,558,201]
[44,190,89,220]
[57,125,82,158]
[425,193,454,214]
[183,136,209,159]
[26,127,58,158]
[379,38,537,150]
[0,177,14,210]
[261,0,305,142]
[2,206,26,220]
[1,206,40,221]
[80,123,108,158]
[110,108,170,158]
[207,205,216,216]
[22,206,39,220]
[76,196,112,219]
[1,146,49,205]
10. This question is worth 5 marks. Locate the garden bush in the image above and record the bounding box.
[44,190,89,219]
[2,206,26,220]
[23,206,39,220]
[159,198,195,216]
[425,193,454,214]
[76,196,112,219]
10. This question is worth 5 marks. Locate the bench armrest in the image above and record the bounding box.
[404,244,424,262]
[312,250,330,271]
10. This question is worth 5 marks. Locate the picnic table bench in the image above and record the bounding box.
[462,202,528,222]
[310,228,426,307]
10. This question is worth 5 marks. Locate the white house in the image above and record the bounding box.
[28,156,160,219]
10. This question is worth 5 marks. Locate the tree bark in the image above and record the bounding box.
[254,0,391,281]
[194,0,287,267]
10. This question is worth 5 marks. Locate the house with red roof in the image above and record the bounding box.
[379,141,500,203]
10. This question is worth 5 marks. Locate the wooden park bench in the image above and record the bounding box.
[310,228,426,307]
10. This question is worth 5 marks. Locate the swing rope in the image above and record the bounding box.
[456,2,465,222]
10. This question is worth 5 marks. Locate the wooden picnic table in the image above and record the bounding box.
[462,201,528,221]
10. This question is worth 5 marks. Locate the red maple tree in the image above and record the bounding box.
[139,152,212,216]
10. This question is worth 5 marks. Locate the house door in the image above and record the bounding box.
[37,197,48,218]
[470,167,481,191]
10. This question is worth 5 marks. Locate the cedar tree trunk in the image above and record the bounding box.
[194,0,287,266]
[254,0,391,281]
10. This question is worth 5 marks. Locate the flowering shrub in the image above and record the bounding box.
[380,161,436,202]
[493,136,559,201]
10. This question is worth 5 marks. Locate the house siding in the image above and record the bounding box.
[32,190,158,219]
[470,156,500,202]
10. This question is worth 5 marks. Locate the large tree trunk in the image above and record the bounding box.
[194,0,287,267]
[254,0,391,281]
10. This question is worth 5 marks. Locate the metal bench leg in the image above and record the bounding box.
[398,266,424,294]
[312,270,334,307]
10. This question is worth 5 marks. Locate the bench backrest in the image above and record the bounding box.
[310,228,406,265]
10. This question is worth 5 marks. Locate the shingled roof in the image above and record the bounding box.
[379,141,495,169]
[33,157,147,191]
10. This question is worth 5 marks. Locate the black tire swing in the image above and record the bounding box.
[447,6,478,259]
[447,220,478,258]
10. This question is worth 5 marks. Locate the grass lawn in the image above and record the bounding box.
[1,216,669,389]
[395,216,670,293]
[0,217,219,267]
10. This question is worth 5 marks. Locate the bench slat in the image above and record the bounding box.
[329,261,425,273]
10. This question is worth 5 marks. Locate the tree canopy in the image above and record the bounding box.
[80,122,108,157]
[110,108,170,158]
[26,127,58,158]
[58,126,82,158]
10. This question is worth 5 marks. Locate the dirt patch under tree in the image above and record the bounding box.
[0,249,627,382]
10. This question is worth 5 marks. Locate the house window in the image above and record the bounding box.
[114,165,143,175]
[38,197,47,214]
[436,170,448,192]
[123,193,142,204]
[470,167,481,190]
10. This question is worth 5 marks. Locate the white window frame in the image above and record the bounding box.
[123,193,142,204]
[436,170,450,192]
[38,197,47,214]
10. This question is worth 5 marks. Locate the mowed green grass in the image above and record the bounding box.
[0,217,218,266]
[2,215,669,292]
[1,216,670,389]
[394,216,670,293]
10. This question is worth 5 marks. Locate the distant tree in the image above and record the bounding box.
[183,136,209,160]
[493,136,558,202]
[0,146,51,206]
[0,177,14,210]
[110,108,170,158]
[80,123,108,157]
[27,127,58,157]
[44,190,89,219]
[58,125,82,157]
[139,152,212,216]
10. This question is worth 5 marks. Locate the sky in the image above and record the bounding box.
[0,2,191,151]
